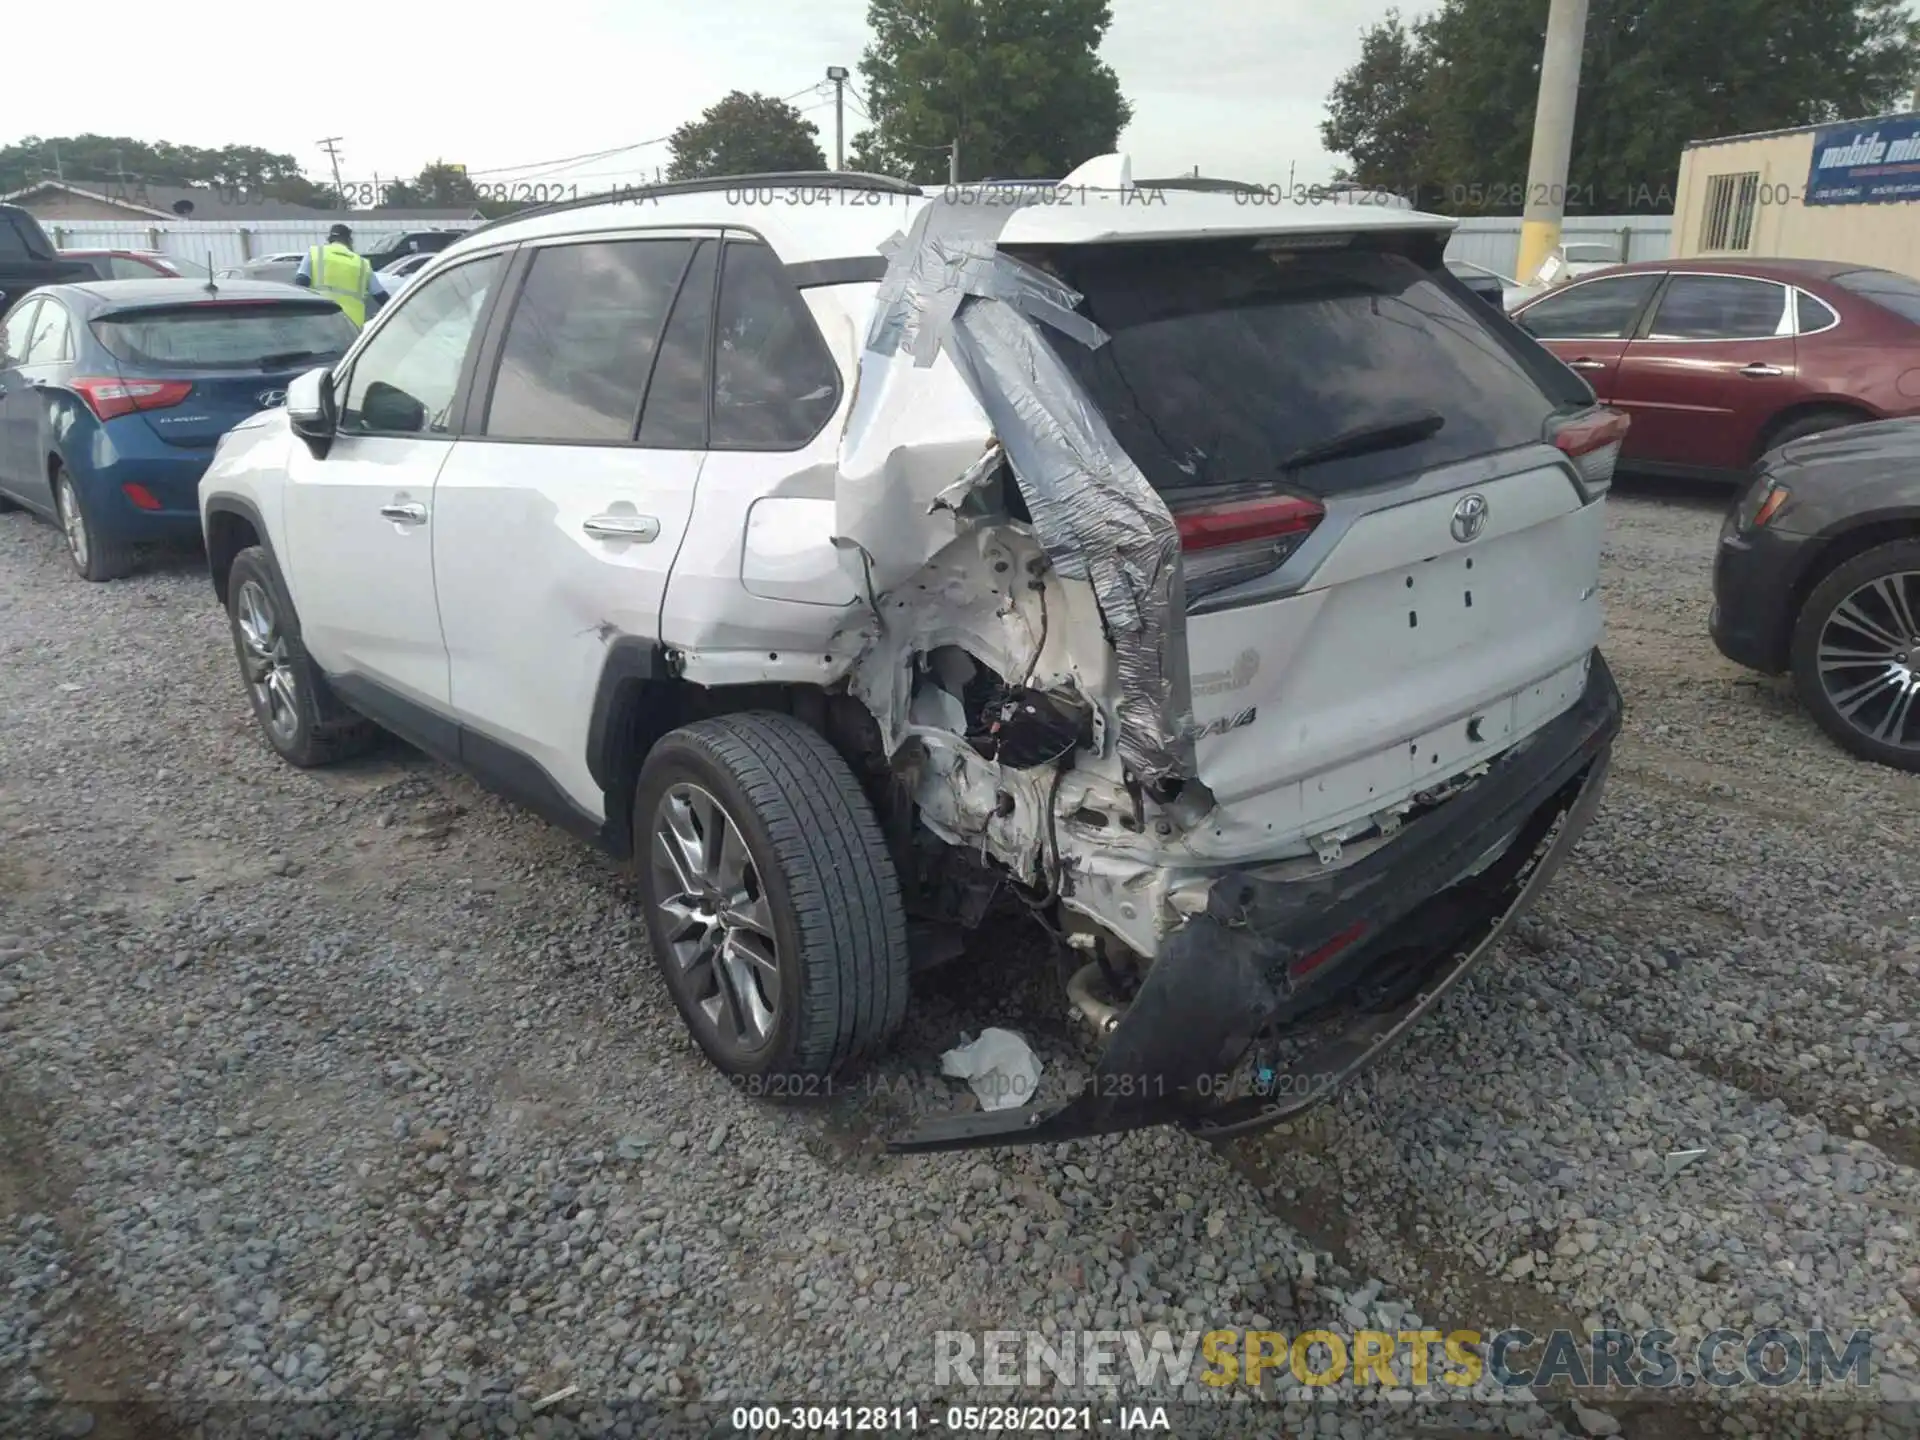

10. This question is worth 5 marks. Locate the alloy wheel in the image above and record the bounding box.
[55,478,89,572]
[234,579,301,746]
[1814,570,1920,753]
[648,782,783,1052]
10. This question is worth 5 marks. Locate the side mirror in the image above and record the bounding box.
[287,366,336,456]
[287,366,332,432]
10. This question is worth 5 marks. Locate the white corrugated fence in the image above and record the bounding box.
[43,219,486,271]
[1444,215,1673,277]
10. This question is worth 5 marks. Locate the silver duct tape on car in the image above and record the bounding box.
[853,194,1199,796]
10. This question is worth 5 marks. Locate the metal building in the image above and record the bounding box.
[1673,109,1920,273]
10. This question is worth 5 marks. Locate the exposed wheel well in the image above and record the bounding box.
[205,509,261,606]
[593,674,894,861]
[1754,402,1875,463]
[1787,518,1920,650]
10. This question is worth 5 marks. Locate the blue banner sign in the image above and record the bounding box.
[1804,115,1920,205]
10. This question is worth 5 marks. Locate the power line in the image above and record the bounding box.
[463,83,830,181]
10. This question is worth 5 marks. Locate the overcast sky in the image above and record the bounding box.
[10,0,1426,192]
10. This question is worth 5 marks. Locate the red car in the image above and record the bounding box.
[1512,258,1920,479]
[56,248,190,281]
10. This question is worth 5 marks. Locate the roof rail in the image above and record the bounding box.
[465,170,925,237]
[1134,176,1266,195]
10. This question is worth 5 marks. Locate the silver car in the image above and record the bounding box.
[215,253,308,285]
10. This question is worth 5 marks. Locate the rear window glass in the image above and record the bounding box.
[0,214,42,259]
[1833,269,1920,325]
[92,303,358,370]
[1023,240,1578,496]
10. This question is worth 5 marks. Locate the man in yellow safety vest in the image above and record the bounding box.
[293,223,389,327]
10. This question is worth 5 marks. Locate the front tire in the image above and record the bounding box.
[225,546,380,768]
[54,465,134,582]
[635,713,910,1083]
[1789,538,1920,773]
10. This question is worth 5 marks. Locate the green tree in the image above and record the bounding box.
[1324,0,1920,217]
[0,134,338,207]
[849,0,1132,184]
[666,92,828,180]
[377,161,480,209]
[1319,9,1435,204]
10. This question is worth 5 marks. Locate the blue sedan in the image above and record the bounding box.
[0,279,358,580]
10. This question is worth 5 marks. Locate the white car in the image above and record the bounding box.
[197,159,1623,1152]
[1559,242,1626,280]
[1448,258,1547,311]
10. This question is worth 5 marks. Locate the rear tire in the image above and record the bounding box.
[225,546,381,768]
[1759,408,1866,463]
[53,465,134,582]
[1789,538,1920,773]
[634,712,910,1084]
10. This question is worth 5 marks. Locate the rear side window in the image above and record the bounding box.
[710,242,840,449]
[1833,269,1920,325]
[0,213,42,260]
[1028,239,1577,498]
[1646,275,1788,340]
[93,303,358,370]
[26,301,74,362]
[483,238,692,443]
[1517,274,1662,339]
[1797,290,1839,334]
[107,255,167,279]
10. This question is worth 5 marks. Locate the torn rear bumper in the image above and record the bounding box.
[889,650,1623,1153]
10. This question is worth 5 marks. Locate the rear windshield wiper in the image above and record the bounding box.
[1281,410,1446,473]
[257,349,336,368]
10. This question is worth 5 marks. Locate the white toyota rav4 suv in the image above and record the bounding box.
[198,159,1625,1152]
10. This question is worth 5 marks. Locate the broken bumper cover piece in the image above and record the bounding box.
[889,651,1624,1153]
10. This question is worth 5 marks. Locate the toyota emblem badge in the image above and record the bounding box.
[1450,493,1489,544]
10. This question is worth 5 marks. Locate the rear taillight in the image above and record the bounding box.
[70,377,194,422]
[1550,406,1630,492]
[1174,493,1325,604]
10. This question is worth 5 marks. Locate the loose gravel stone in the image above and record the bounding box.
[0,491,1914,1440]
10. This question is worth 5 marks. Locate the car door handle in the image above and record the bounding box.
[379,501,428,524]
[582,514,660,542]
[1566,358,1607,371]
[1739,363,1785,378]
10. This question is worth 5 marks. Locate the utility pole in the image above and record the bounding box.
[826,66,849,169]
[949,139,960,186]
[50,140,64,183]
[317,137,346,201]
[1514,0,1591,285]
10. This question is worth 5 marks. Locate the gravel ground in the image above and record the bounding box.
[1,485,1916,1440]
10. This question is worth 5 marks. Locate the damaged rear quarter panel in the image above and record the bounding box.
[836,196,1201,801]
